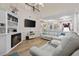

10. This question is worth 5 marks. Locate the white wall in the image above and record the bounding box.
[73,12,79,33]
[16,4,41,40]
[0,3,41,40]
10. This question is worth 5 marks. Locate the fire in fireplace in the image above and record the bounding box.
[11,33,21,48]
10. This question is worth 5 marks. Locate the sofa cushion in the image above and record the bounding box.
[49,40,61,48]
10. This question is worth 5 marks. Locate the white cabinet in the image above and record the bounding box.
[0,34,6,55]
[29,35,36,39]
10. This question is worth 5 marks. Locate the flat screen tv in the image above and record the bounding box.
[24,19,36,27]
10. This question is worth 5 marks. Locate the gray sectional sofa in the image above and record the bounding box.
[30,32,79,56]
[41,31,66,40]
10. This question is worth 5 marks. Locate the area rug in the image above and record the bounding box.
[9,52,19,56]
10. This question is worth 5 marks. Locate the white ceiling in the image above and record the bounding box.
[0,3,79,20]
[40,3,79,19]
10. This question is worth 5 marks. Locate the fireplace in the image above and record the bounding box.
[11,33,21,48]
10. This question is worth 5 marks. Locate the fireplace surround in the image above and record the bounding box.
[11,33,21,48]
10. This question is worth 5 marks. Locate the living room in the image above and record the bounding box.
[0,3,79,56]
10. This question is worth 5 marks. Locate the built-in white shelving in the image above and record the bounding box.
[7,12,18,33]
[0,11,19,55]
[0,11,18,34]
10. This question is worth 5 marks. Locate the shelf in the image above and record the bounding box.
[8,13,18,22]
[0,27,5,28]
[8,20,18,23]
[0,11,18,34]
[8,25,17,28]
[8,21,18,27]
[7,13,18,33]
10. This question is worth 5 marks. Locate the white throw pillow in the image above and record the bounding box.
[49,40,61,48]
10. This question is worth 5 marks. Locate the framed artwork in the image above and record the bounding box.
[53,23,59,31]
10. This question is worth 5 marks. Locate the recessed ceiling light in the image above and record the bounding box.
[59,16,72,20]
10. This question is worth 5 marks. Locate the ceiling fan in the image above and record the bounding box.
[25,3,44,12]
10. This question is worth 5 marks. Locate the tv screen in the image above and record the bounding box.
[24,19,36,27]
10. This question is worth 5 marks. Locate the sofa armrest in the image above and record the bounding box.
[71,49,79,56]
[30,46,52,56]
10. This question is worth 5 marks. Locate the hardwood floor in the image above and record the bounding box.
[6,38,48,56]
